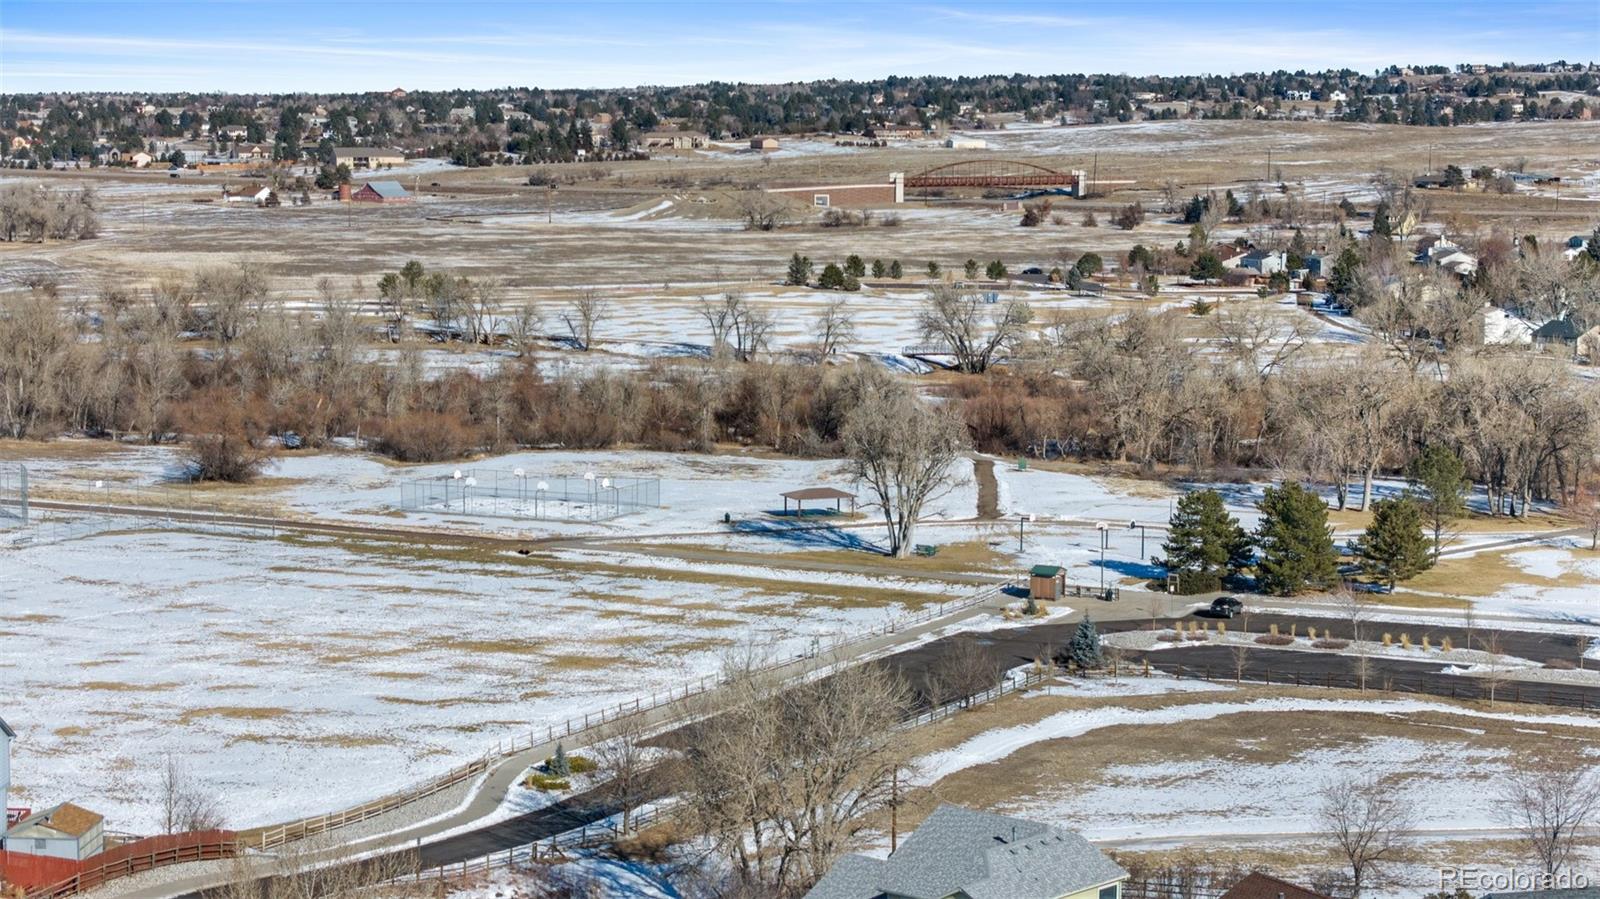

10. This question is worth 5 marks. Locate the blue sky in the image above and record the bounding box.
[2,0,1596,93]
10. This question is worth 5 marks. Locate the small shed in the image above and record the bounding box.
[4,802,105,861]
[1029,564,1066,601]
[780,487,855,515]
[750,136,780,151]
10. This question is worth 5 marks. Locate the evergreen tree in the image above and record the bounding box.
[926,260,941,278]
[818,263,847,290]
[844,254,866,278]
[1158,489,1252,594]
[1254,481,1339,595]
[963,258,979,279]
[1066,616,1103,669]
[985,259,1007,280]
[1328,245,1362,297]
[1586,226,1600,266]
[550,742,570,777]
[888,259,903,279]
[1406,445,1468,560]
[1074,252,1103,276]
[1189,251,1226,281]
[786,253,813,286]
[871,258,886,278]
[1354,497,1433,589]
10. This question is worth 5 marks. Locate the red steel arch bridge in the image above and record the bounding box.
[902,159,1082,191]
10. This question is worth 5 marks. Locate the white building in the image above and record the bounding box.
[1483,306,1534,346]
[4,803,105,861]
[1,716,12,825]
[945,136,987,149]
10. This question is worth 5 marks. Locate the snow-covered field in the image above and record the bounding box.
[0,516,970,833]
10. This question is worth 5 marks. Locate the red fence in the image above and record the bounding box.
[21,832,239,899]
[0,852,78,892]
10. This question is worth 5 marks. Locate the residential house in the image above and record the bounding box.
[1285,90,1313,101]
[351,181,411,203]
[1564,234,1592,261]
[129,151,153,168]
[3,803,104,861]
[223,185,272,204]
[1533,316,1581,346]
[1239,250,1287,276]
[1329,90,1349,103]
[1212,244,1250,268]
[640,130,708,150]
[1220,872,1331,899]
[332,146,405,169]
[804,804,1128,899]
[1483,305,1535,346]
[447,107,476,124]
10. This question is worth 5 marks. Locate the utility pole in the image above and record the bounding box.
[1090,152,1098,197]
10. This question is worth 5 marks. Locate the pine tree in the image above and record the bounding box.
[1067,616,1103,669]
[786,253,813,286]
[1355,497,1433,589]
[926,260,941,278]
[1406,445,1468,560]
[1254,481,1339,595]
[871,258,886,278]
[550,742,571,777]
[844,254,866,278]
[1159,489,1252,594]
[963,259,979,279]
[818,263,846,290]
[889,259,903,279]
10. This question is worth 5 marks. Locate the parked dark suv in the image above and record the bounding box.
[1209,595,1244,618]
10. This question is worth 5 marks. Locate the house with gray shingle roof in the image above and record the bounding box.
[804,804,1127,899]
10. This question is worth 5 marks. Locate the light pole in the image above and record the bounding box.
[1017,513,1035,552]
[1130,520,1146,559]
[1095,521,1109,596]
[462,476,477,513]
[583,471,596,519]
[536,480,549,519]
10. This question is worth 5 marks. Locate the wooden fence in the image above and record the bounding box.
[22,832,239,899]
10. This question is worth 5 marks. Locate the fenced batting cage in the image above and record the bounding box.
[395,470,661,522]
[0,465,28,526]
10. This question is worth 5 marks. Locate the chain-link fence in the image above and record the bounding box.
[0,464,28,526]
[395,470,661,522]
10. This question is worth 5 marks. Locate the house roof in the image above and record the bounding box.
[333,146,403,159]
[0,716,13,738]
[1221,872,1333,899]
[1030,565,1063,577]
[360,180,409,198]
[1534,317,1581,341]
[12,803,104,839]
[781,487,855,501]
[804,804,1126,899]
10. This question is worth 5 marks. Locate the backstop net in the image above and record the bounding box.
[395,470,661,522]
[0,465,27,526]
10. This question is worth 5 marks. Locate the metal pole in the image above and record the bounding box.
[1098,529,1107,593]
[1017,515,1024,552]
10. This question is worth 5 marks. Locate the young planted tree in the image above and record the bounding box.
[1062,616,1104,670]
[844,254,866,279]
[1354,497,1433,589]
[1158,489,1253,594]
[1254,481,1338,595]
[888,259,903,279]
[927,260,941,279]
[871,258,886,278]
[1406,445,1468,559]
[984,259,1008,280]
[963,258,979,279]
[786,252,813,286]
[842,376,968,558]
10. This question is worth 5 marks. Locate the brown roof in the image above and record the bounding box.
[1221,872,1332,899]
[781,487,855,501]
[41,803,104,838]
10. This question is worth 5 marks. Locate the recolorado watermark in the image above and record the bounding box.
[1439,867,1592,892]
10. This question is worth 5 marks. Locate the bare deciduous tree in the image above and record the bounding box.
[563,289,611,351]
[508,302,545,357]
[842,375,968,558]
[1497,759,1600,875]
[809,296,857,361]
[158,754,224,834]
[592,714,653,833]
[1318,774,1416,897]
[926,636,1003,708]
[916,284,1032,374]
[684,655,910,893]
